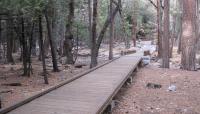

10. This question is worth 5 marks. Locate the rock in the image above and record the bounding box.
[196,65,200,70]
[0,90,13,94]
[144,50,151,56]
[142,56,151,65]
[121,49,136,56]
[74,64,87,68]
[151,56,157,61]
[168,85,176,92]
[77,53,91,57]
[146,83,162,89]
[1,83,22,86]
[64,65,71,69]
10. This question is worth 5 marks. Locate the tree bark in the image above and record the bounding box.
[0,19,1,42]
[31,29,37,56]
[196,0,200,51]
[109,0,114,60]
[52,0,66,57]
[39,16,48,84]
[43,32,49,58]
[27,22,35,77]
[90,0,98,68]
[177,17,183,54]
[162,0,170,68]
[0,97,1,109]
[0,20,1,60]
[177,0,183,54]
[45,12,59,72]
[132,0,138,47]
[65,0,74,64]
[181,0,197,70]
[157,0,162,57]
[0,19,1,44]
[6,18,14,64]
[21,17,28,76]
[88,0,92,48]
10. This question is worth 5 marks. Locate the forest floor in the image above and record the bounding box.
[0,57,91,108]
[112,48,200,114]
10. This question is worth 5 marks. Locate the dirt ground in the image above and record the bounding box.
[0,56,93,108]
[112,64,200,114]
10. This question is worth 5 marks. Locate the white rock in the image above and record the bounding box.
[168,85,176,92]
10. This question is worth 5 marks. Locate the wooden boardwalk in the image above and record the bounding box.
[1,55,141,114]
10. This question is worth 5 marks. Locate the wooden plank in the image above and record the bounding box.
[6,104,91,114]
[96,57,142,114]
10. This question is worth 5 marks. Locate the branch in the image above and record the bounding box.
[112,0,118,6]
[146,0,164,9]
[96,0,121,51]
[147,0,158,9]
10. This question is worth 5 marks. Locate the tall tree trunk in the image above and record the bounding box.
[43,17,49,59]
[181,0,197,70]
[53,0,66,57]
[90,0,98,68]
[195,0,199,44]
[0,19,1,44]
[162,0,170,68]
[157,0,162,57]
[177,17,183,54]
[45,12,59,72]
[0,19,1,60]
[196,0,200,51]
[27,22,35,77]
[6,18,14,64]
[177,0,183,54]
[39,16,48,84]
[132,0,138,47]
[0,19,1,42]
[65,0,74,64]
[43,32,49,58]
[0,97,1,109]
[109,0,114,60]
[31,29,37,56]
[21,17,28,76]
[88,0,92,48]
